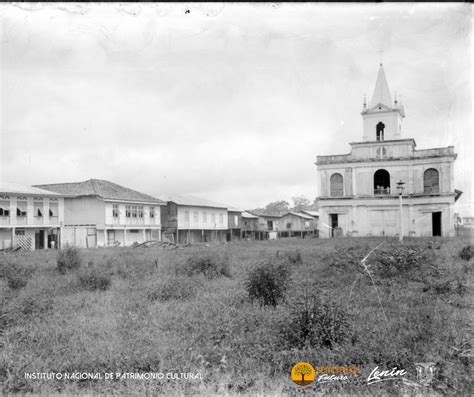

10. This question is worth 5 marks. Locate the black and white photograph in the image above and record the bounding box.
[0,2,472,395]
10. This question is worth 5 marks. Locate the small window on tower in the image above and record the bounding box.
[376,122,385,141]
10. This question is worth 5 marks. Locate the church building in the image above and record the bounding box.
[316,64,460,238]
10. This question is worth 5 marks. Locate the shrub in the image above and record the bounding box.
[283,292,352,349]
[244,261,290,306]
[78,268,111,291]
[459,245,472,261]
[0,261,33,290]
[147,277,197,302]
[57,246,82,274]
[370,244,432,278]
[178,252,231,279]
[287,249,302,265]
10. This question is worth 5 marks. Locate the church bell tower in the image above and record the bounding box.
[361,64,405,142]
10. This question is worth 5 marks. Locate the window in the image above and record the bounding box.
[211,213,216,224]
[49,202,58,217]
[376,122,385,141]
[34,199,43,217]
[17,202,27,217]
[130,229,139,234]
[203,212,207,223]
[113,204,119,218]
[424,168,439,194]
[149,206,155,219]
[125,205,131,218]
[131,206,138,218]
[194,212,198,222]
[267,220,273,231]
[185,211,190,222]
[138,206,144,218]
[330,173,344,197]
[219,213,223,224]
[374,169,391,195]
[0,201,9,217]
[286,222,292,229]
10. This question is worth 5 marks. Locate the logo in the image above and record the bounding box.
[367,366,407,385]
[315,365,360,383]
[291,362,315,386]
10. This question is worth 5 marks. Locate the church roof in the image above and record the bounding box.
[371,63,392,107]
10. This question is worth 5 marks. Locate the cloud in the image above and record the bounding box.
[0,3,471,212]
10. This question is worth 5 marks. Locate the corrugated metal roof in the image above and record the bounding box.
[241,211,259,219]
[282,212,314,220]
[35,179,164,204]
[162,194,228,209]
[0,181,64,197]
[300,210,319,217]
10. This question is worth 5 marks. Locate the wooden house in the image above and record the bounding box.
[227,207,242,242]
[278,212,318,238]
[241,211,259,240]
[35,179,165,247]
[161,194,229,244]
[0,182,65,250]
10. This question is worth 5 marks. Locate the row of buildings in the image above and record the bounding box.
[0,180,319,251]
[1,63,465,249]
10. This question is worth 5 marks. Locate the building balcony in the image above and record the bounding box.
[34,216,44,225]
[49,216,59,225]
[0,216,10,225]
[374,188,391,195]
[16,216,27,225]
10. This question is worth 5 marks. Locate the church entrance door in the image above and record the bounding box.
[432,212,442,236]
[370,210,397,236]
[330,214,338,237]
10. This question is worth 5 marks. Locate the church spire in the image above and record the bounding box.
[371,63,392,107]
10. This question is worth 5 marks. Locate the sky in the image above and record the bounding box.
[0,3,472,214]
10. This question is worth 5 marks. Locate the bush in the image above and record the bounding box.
[283,292,352,349]
[0,261,33,290]
[78,268,111,291]
[459,245,472,261]
[57,246,82,274]
[147,277,197,302]
[245,261,290,306]
[178,252,231,279]
[287,249,302,265]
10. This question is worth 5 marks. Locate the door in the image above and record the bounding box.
[370,210,398,236]
[107,230,115,246]
[35,230,45,250]
[432,212,442,236]
[330,214,338,237]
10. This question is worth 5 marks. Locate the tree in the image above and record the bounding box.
[293,362,312,384]
[265,200,289,216]
[291,196,311,212]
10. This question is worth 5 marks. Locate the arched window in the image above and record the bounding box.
[424,168,439,194]
[374,169,391,195]
[376,122,385,141]
[330,173,343,197]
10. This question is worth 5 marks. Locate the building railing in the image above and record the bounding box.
[374,188,391,195]
[0,216,10,225]
[34,216,44,225]
[17,216,27,225]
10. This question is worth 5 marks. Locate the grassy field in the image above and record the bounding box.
[1,237,472,395]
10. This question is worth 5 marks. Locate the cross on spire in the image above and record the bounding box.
[378,48,384,65]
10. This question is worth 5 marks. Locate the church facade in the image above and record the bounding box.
[316,64,459,238]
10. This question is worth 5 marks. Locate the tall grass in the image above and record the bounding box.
[0,237,472,395]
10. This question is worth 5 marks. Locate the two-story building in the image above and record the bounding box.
[0,182,65,250]
[316,64,460,238]
[227,207,242,242]
[241,211,260,240]
[160,194,229,244]
[35,179,165,247]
